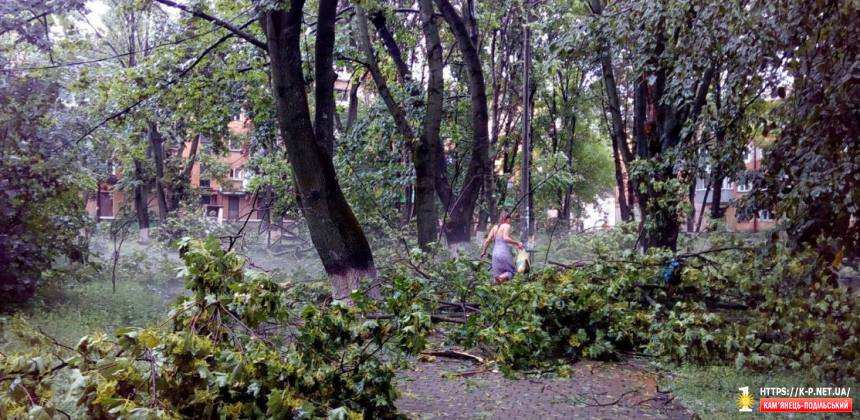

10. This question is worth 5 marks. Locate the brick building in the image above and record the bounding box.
[691,142,775,232]
[86,70,366,224]
[86,115,259,224]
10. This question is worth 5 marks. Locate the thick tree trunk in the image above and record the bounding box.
[133,159,150,243]
[313,0,337,157]
[263,1,377,300]
[415,0,444,249]
[148,122,169,220]
[710,173,725,219]
[435,0,491,250]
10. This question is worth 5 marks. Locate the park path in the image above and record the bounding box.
[396,356,692,419]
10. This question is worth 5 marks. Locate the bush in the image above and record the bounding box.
[0,237,432,418]
[442,237,859,381]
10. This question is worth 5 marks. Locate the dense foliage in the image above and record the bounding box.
[0,75,91,303]
[1,238,431,418]
[404,233,859,381]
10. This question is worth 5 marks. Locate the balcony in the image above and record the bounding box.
[222,179,246,193]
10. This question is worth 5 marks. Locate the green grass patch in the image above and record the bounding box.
[2,275,173,351]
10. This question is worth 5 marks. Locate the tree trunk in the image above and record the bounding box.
[520,6,533,244]
[710,173,725,219]
[148,122,169,220]
[171,134,200,210]
[313,0,337,157]
[355,6,437,249]
[345,73,362,132]
[369,11,413,88]
[611,131,631,222]
[415,0,444,249]
[133,159,150,243]
[435,0,490,250]
[263,1,377,300]
[686,181,695,232]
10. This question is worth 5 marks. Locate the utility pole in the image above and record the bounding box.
[520,0,534,247]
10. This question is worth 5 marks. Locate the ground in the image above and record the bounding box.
[397,357,692,419]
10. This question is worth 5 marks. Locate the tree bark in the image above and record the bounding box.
[345,72,362,132]
[710,172,725,219]
[369,10,413,87]
[262,0,377,300]
[147,122,169,220]
[133,159,150,243]
[520,5,533,244]
[435,0,490,250]
[355,6,437,248]
[611,128,631,221]
[313,0,337,157]
[171,134,200,210]
[416,0,445,249]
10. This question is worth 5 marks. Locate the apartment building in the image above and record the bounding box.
[86,69,367,224]
[691,142,775,232]
[86,115,259,223]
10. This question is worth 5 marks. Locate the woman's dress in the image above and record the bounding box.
[491,231,516,278]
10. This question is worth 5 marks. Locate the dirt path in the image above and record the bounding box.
[397,357,692,419]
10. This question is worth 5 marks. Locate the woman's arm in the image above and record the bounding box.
[499,225,524,249]
[480,225,497,257]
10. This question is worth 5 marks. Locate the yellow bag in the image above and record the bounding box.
[516,249,531,274]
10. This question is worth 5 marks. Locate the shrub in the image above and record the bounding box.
[0,237,432,418]
[447,238,859,381]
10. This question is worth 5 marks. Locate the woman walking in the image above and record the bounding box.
[480,212,524,284]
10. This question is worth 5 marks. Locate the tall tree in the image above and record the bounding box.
[262,0,377,299]
[434,0,491,250]
[589,0,635,222]
[353,5,437,249]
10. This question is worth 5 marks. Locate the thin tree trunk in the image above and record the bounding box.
[355,6,436,247]
[133,159,150,243]
[369,11,413,88]
[696,179,711,232]
[148,122,169,220]
[262,0,377,300]
[171,134,200,210]
[345,72,362,132]
[710,173,725,219]
[611,130,631,221]
[520,2,534,244]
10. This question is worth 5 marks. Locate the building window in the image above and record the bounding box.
[737,181,752,193]
[200,179,211,188]
[758,209,773,220]
[744,145,755,163]
[722,178,733,190]
[229,168,243,180]
[200,194,212,205]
